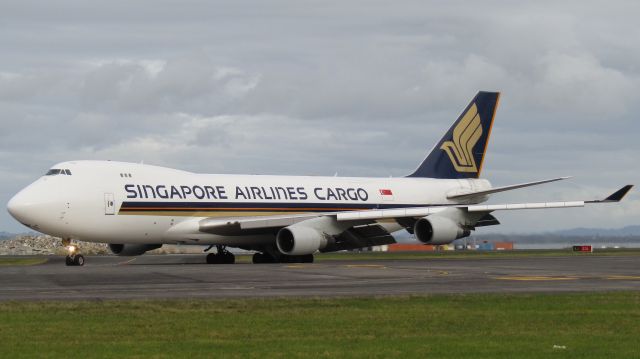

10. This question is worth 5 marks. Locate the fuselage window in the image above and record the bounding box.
[46,169,72,176]
[45,169,62,176]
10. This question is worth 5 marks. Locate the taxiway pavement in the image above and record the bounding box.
[0,254,638,301]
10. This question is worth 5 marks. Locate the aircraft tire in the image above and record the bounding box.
[224,253,235,264]
[206,253,220,264]
[252,252,276,264]
[207,252,235,264]
[65,256,74,266]
[74,254,85,266]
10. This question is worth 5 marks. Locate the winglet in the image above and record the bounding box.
[586,185,634,203]
[603,185,634,202]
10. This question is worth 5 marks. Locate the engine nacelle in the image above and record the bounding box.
[413,216,470,245]
[108,243,162,256]
[276,225,328,255]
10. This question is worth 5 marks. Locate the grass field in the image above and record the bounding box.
[0,292,638,358]
[0,257,47,266]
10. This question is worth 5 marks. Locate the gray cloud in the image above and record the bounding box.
[1,1,639,233]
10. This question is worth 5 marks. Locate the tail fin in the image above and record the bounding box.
[407,91,500,179]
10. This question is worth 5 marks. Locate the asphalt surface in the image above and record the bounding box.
[0,254,638,301]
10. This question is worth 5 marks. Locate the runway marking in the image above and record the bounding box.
[494,275,578,281]
[345,264,386,269]
[118,258,137,266]
[496,274,640,282]
[286,265,309,269]
[219,286,255,290]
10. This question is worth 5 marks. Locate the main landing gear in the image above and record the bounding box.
[63,239,84,266]
[202,245,313,264]
[205,245,235,264]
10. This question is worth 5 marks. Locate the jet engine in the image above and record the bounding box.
[413,215,470,245]
[276,225,329,255]
[108,243,162,256]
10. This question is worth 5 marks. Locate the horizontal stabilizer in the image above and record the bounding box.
[447,177,570,200]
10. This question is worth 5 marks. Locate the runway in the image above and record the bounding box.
[0,254,639,301]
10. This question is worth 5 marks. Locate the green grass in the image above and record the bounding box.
[0,257,47,266]
[0,292,638,358]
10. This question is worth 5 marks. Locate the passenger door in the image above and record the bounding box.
[104,193,115,215]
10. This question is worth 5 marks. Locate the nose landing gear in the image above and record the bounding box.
[63,239,85,266]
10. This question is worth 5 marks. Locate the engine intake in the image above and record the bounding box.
[108,243,162,256]
[276,225,328,255]
[413,216,470,245]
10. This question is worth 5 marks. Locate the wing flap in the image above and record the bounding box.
[467,201,585,212]
[337,207,445,221]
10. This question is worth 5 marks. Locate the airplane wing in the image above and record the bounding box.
[173,185,632,234]
[446,176,570,200]
[165,185,632,253]
[337,185,633,221]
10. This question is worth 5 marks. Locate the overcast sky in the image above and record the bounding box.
[1,1,639,234]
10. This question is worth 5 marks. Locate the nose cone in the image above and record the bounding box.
[7,190,32,225]
[7,183,55,230]
[8,179,70,235]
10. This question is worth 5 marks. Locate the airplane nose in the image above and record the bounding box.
[8,181,68,233]
[7,191,29,223]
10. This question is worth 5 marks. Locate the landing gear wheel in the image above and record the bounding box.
[206,247,235,264]
[65,254,85,266]
[223,252,235,264]
[74,254,85,266]
[206,253,220,264]
[252,252,276,264]
[64,241,84,266]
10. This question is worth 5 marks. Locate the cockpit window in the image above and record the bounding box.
[45,169,72,176]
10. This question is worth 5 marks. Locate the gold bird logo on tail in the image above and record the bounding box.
[440,103,483,173]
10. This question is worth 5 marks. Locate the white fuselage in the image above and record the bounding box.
[7,161,491,246]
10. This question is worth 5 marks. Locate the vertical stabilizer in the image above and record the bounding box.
[407,91,500,179]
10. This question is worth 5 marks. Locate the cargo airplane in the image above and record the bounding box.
[7,92,632,266]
